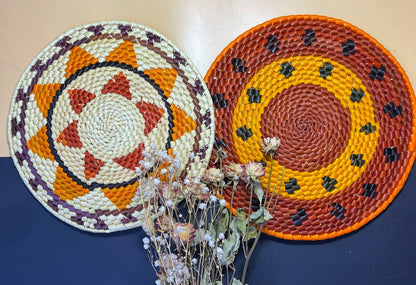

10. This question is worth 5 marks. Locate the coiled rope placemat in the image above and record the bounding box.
[8,21,215,233]
[205,15,416,240]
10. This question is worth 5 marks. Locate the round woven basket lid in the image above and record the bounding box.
[205,15,416,240]
[8,21,215,233]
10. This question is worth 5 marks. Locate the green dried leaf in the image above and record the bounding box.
[231,278,246,285]
[263,208,273,221]
[190,228,207,246]
[201,272,209,285]
[248,207,273,225]
[244,225,258,241]
[235,208,247,235]
[253,181,264,202]
[251,176,261,183]
[248,208,265,224]
[229,217,238,233]
[221,231,240,265]
[208,223,217,242]
[219,207,230,234]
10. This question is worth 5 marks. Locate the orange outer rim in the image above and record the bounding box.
[204,15,416,241]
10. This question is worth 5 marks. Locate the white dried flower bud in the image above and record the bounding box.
[203,168,224,183]
[142,237,150,244]
[204,233,212,242]
[216,247,224,256]
[198,203,207,210]
[261,136,281,155]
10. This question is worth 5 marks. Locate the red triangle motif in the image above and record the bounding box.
[84,151,105,180]
[101,72,132,100]
[136,101,164,135]
[68,89,96,114]
[57,121,83,148]
[113,143,145,171]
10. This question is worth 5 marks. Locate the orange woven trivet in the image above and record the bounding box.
[8,21,215,233]
[205,15,416,240]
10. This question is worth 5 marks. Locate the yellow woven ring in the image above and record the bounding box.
[232,56,380,200]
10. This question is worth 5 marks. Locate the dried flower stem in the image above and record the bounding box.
[241,222,263,284]
[241,155,284,284]
[229,180,238,226]
[270,166,285,213]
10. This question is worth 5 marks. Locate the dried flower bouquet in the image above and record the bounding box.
[136,137,282,285]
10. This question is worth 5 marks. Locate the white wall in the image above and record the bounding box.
[1,0,415,156]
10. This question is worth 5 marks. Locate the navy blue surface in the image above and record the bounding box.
[1,156,415,285]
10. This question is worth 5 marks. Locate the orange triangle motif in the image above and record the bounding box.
[65,46,98,78]
[32,83,61,118]
[101,72,132,100]
[170,104,197,141]
[53,166,89,201]
[101,181,139,210]
[84,151,105,180]
[26,125,54,161]
[106,41,138,69]
[57,121,83,148]
[143,68,177,97]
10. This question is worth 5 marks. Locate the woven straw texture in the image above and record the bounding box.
[8,21,215,233]
[205,15,416,240]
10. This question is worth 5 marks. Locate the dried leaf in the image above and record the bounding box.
[208,223,217,242]
[235,208,247,235]
[263,208,273,221]
[201,272,209,285]
[251,176,261,183]
[248,208,265,224]
[229,217,238,233]
[221,231,240,265]
[248,207,273,225]
[190,228,207,246]
[244,225,258,241]
[253,181,264,202]
[219,207,230,234]
[206,280,222,285]
[231,278,246,285]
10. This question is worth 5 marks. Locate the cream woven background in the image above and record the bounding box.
[1,0,415,157]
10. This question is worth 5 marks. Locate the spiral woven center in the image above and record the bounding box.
[78,93,144,160]
[261,84,351,172]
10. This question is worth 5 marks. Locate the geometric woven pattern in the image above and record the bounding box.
[205,15,416,240]
[8,21,215,233]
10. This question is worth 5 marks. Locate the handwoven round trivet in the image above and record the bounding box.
[8,21,215,233]
[205,15,416,240]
